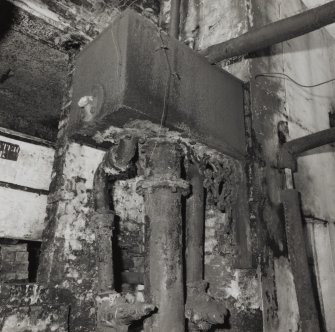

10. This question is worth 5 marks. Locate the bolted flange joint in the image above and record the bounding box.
[136,177,190,196]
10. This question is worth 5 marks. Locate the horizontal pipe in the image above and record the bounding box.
[201,1,335,63]
[279,127,335,170]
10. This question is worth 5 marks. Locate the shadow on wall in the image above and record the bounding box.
[0,1,17,40]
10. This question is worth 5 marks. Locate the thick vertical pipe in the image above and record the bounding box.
[137,139,189,332]
[186,161,204,283]
[282,189,321,332]
[169,0,181,39]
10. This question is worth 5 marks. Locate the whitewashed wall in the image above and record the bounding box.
[0,134,54,240]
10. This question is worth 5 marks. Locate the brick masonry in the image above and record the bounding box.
[0,244,29,282]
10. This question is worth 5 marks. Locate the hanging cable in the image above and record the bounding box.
[255,72,335,88]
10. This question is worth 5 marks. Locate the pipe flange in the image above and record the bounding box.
[136,177,190,196]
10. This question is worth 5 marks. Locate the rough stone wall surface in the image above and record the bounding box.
[38,142,105,331]
[0,284,71,332]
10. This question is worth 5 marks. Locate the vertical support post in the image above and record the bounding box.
[137,139,189,332]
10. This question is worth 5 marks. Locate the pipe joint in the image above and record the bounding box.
[136,177,190,196]
[278,146,297,172]
[185,281,228,331]
[97,290,156,331]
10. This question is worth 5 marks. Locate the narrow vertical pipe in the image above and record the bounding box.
[137,139,189,332]
[93,166,115,292]
[93,136,138,293]
[282,189,321,332]
[169,0,181,39]
[186,161,204,283]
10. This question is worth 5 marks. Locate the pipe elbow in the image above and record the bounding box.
[185,281,227,330]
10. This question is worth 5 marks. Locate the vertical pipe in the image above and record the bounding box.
[282,189,321,332]
[93,166,115,292]
[169,0,181,39]
[137,139,189,332]
[185,161,204,332]
[93,136,138,293]
[186,161,204,283]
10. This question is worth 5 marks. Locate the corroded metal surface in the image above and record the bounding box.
[68,10,246,158]
[282,189,321,332]
[185,159,205,283]
[137,139,188,332]
[93,136,155,331]
[185,281,227,331]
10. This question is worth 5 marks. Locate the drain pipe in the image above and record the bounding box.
[137,139,189,332]
[184,158,227,331]
[93,165,115,292]
[185,160,205,283]
[93,136,155,332]
[201,0,335,63]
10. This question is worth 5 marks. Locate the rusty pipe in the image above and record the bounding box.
[278,127,335,171]
[186,160,205,283]
[201,1,335,63]
[137,139,189,332]
[93,135,138,292]
[93,166,115,292]
[281,189,321,332]
[185,159,227,331]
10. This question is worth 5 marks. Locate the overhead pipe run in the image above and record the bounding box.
[201,0,335,63]
[278,127,335,171]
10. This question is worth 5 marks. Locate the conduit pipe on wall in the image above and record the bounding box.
[201,0,335,63]
[278,127,335,171]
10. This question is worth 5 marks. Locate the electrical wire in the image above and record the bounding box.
[148,28,173,162]
[255,72,335,88]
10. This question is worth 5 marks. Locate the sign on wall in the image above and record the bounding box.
[0,140,20,161]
